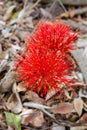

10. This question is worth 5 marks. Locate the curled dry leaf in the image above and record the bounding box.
[73,98,83,116]
[16,82,27,92]
[22,111,45,128]
[52,103,74,114]
[0,70,16,92]
[4,5,16,21]
[6,83,23,113]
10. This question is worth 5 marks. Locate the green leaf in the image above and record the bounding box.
[5,112,21,130]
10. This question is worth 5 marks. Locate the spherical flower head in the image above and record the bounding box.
[26,20,79,53]
[16,20,79,98]
[16,43,74,97]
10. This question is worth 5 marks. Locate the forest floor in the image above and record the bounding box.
[0,0,87,130]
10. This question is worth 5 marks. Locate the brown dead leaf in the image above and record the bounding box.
[22,111,44,128]
[17,82,27,92]
[0,70,16,92]
[22,91,44,104]
[6,83,23,113]
[52,103,74,114]
[77,113,87,124]
[73,98,83,116]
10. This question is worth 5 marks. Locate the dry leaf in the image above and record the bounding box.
[0,70,16,92]
[77,113,87,124]
[73,98,83,116]
[4,5,16,21]
[6,83,23,113]
[22,111,44,127]
[22,91,44,104]
[17,82,27,92]
[52,103,74,114]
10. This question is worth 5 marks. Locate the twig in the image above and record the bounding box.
[61,0,87,5]
[23,102,55,119]
[69,7,87,17]
[28,0,41,11]
[58,0,67,13]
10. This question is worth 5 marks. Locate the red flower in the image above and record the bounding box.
[16,20,78,97]
[26,21,78,53]
[16,44,73,97]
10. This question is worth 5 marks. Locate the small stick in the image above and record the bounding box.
[58,0,67,13]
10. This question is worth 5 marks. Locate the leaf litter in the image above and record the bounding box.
[0,0,87,130]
